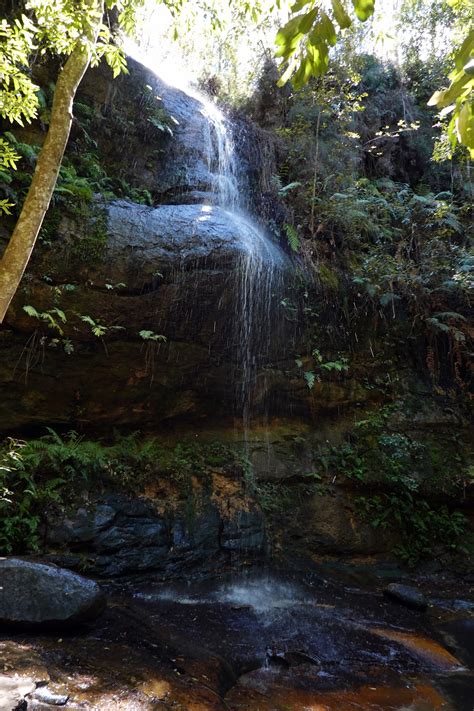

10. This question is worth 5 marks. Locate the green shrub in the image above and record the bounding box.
[0,430,165,554]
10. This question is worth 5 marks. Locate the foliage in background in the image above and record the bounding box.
[252,50,472,393]
[274,0,473,157]
[316,406,472,564]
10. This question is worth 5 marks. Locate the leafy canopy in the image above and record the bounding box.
[275,0,375,89]
[428,27,474,158]
[275,0,473,157]
[0,0,197,214]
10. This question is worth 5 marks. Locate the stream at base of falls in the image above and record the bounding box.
[3,564,473,710]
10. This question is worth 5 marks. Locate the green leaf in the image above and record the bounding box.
[284,223,300,252]
[92,325,106,337]
[277,58,298,86]
[292,55,313,89]
[298,7,319,34]
[331,0,352,29]
[51,307,67,323]
[278,181,302,196]
[426,317,450,334]
[23,305,40,319]
[455,29,474,72]
[80,314,96,327]
[304,371,316,389]
[428,71,473,109]
[291,0,311,11]
[139,329,167,342]
[320,12,337,46]
[307,39,329,78]
[351,0,375,21]
[434,311,466,322]
[0,199,15,214]
[457,99,474,157]
[275,15,303,50]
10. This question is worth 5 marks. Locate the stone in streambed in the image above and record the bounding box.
[30,687,69,705]
[383,583,428,611]
[0,558,106,628]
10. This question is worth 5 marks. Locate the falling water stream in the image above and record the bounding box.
[125,41,287,434]
[196,93,288,565]
[200,100,286,432]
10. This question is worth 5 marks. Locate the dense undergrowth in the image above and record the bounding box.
[244,54,472,397]
[0,429,250,555]
[1,424,471,566]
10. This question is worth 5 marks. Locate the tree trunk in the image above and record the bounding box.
[0,1,103,323]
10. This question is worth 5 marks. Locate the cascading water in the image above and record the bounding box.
[124,43,288,434]
[200,100,286,432]
[196,99,288,566]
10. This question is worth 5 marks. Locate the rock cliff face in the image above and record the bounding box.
[43,492,266,578]
[0,59,296,432]
[0,58,424,435]
[0,57,471,573]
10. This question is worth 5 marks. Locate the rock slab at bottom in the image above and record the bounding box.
[0,673,35,711]
[383,583,428,611]
[0,558,106,628]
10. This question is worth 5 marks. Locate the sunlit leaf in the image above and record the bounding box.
[351,0,375,21]
[331,0,352,29]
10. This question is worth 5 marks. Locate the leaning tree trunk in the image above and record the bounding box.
[0,1,103,323]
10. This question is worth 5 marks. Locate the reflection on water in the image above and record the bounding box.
[135,573,314,613]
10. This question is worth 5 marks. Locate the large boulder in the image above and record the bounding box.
[0,559,106,628]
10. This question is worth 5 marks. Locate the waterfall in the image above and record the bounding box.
[123,42,287,432]
[200,100,285,432]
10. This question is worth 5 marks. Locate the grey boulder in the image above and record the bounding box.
[0,558,106,628]
[383,583,428,611]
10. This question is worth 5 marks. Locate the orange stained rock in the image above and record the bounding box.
[370,627,463,670]
[226,681,450,710]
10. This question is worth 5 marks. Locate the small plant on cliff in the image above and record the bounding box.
[139,330,167,382]
[23,304,67,334]
[140,84,179,137]
[79,314,125,338]
[139,330,167,342]
[296,349,349,389]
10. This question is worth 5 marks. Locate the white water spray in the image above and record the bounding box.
[199,95,286,429]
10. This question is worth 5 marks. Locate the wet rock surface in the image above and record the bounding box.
[0,559,106,628]
[0,198,295,432]
[383,582,429,610]
[0,56,294,435]
[43,494,266,577]
[0,566,472,710]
